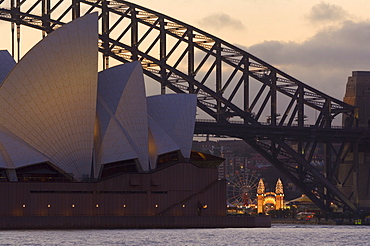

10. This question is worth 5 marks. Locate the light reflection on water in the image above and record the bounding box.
[0,224,369,245]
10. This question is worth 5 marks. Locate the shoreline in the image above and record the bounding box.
[0,215,271,229]
[271,218,340,225]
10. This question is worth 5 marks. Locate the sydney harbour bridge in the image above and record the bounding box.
[0,0,368,215]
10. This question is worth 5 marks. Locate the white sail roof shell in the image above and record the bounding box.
[97,62,149,172]
[148,116,180,169]
[0,14,98,180]
[0,51,46,170]
[147,94,197,160]
[0,52,42,169]
[0,50,16,85]
[0,127,47,169]
[95,100,138,177]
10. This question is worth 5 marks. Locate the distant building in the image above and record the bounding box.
[257,178,285,214]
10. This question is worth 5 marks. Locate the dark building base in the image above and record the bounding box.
[0,215,271,229]
[0,161,271,229]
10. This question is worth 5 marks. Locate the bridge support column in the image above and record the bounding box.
[72,0,80,20]
[10,0,21,61]
[41,0,51,37]
[160,16,166,95]
[102,0,109,70]
[130,7,138,61]
[353,141,359,208]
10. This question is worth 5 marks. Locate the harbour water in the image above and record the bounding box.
[0,224,369,245]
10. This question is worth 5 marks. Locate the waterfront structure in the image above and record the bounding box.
[0,14,271,228]
[286,194,319,213]
[257,178,284,214]
[0,0,365,217]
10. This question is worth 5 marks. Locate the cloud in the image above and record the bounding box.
[307,2,349,23]
[197,13,245,31]
[244,20,370,99]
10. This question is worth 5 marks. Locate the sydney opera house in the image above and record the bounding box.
[0,14,269,228]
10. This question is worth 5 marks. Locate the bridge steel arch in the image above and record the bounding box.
[0,0,364,214]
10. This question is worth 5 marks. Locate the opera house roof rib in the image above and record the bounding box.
[0,13,197,181]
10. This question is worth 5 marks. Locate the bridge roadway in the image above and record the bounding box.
[195,119,370,215]
[195,119,369,142]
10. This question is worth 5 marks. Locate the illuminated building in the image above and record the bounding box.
[256,178,285,214]
[0,14,270,228]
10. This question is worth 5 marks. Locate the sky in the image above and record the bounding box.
[0,0,369,101]
[131,0,370,100]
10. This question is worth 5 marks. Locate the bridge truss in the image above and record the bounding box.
[0,0,365,213]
